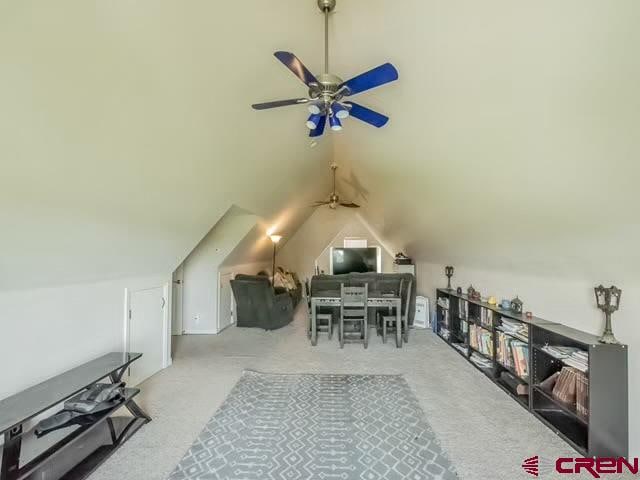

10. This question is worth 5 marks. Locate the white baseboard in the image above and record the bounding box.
[183,329,218,335]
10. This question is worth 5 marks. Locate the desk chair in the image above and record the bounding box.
[339,283,368,349]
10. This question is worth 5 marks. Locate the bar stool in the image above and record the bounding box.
[306,279,333,340]
[379,279,412,345]
[339,283,369,349]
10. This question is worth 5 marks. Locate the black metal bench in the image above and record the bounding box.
[0,352,150,480]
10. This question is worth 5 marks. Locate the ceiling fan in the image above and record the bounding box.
[252,0,399,138]
[313,163,360,209]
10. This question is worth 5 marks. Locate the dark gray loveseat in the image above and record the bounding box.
[230,274,294,330]
[310,272,417,324]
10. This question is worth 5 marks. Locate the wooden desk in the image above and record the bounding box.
[311,296,403,348]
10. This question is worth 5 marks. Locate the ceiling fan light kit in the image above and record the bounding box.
[251,0,398,138]
[307,113,323,130]
[329,115,342,131]
[331,103,349,119]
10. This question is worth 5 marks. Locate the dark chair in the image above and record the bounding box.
[339,283,369,349]
[230,275,294,330]
[378,279,413,345]
[305,279,333,340]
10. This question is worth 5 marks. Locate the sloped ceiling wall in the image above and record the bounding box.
[5,0,636,290]
[0,0,333,290]
[330,0,640,281]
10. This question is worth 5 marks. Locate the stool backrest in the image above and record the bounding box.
[305,278,311,314]
[402,280,413,320]
[340,283,368,307]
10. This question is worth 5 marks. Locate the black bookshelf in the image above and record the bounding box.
[435,288,628,457]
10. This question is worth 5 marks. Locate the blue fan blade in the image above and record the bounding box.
[274,51,319,87]
[344,102,389,128]
[309,115,327,137]
[340,63,398,96]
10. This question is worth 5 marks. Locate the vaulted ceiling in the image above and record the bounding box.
[0,0,334,289]
[1,0,639,290]
[331,0,640,280]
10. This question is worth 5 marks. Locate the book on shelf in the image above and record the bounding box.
[563,357,588,372]
[480,308,493,327]
[443,310,450,327]
[576,371,589,417]
[498,318,529,341]
[496,332,529,379]
[541,345,577,358]
[470,324,493,357]
[439,327,450,340]
[452,343,469,356]
[437,297,450,309]
[458,299,468,318]
[541,345,588,372]
[458,317,468,335]
[470,352,492,369]
[550,366,587,417]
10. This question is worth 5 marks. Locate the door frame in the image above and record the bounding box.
[123,283,171,371]
[172,264,184,336]
[217,271,235,333]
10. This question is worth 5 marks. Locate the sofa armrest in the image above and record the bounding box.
[267,293,294,330]
[274,292,294,312]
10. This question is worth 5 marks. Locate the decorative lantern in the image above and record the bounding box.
[595,285,622,344]
[510,296,523,314]
[467,285,476,299]
[445,266,454,290]
[467,285,480,301]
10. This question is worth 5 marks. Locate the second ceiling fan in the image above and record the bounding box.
[252,0,399,138]
[313,163,360,210]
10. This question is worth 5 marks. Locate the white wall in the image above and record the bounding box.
[415,261,640,457]
[0,273,169,400]
[0,0,334,291]
[181,208,258,334]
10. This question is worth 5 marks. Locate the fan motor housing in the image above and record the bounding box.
[317,0,336,12]
[317,73,342,91]
[309,73,343,102]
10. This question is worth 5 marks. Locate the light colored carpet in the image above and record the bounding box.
[90,306,577,480]
[168,371,458,480]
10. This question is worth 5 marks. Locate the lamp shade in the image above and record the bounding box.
[331,103,350,119]
[306,114,323,130]
[329,115,342,131]
[308,101,323,115]
[269,234,283,244]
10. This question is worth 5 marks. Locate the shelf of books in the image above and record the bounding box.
[435,288,628,458]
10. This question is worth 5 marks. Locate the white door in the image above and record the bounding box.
[218,273,234,332]
[172,264,184,335]
[128,287,165,386]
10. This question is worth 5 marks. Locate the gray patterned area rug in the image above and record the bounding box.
[168,371,458,480]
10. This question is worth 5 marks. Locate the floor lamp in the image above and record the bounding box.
[269,234,282,290]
